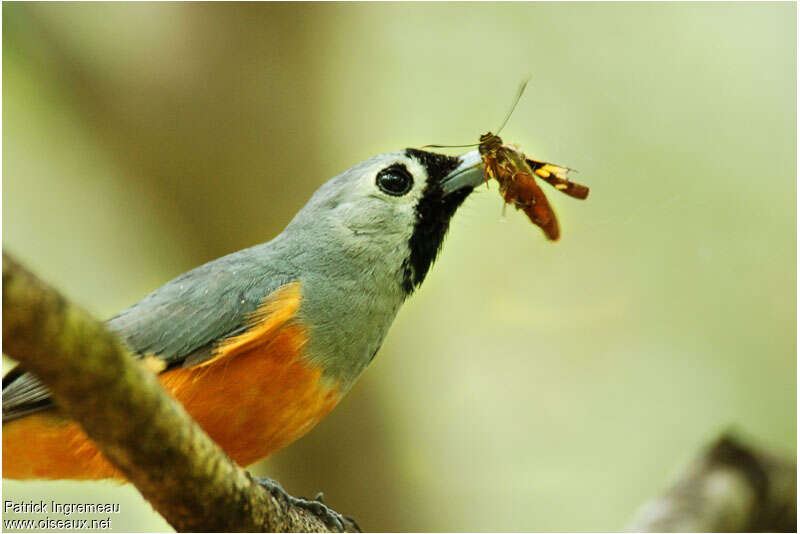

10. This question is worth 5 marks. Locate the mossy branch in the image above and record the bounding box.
[2,251,359,532]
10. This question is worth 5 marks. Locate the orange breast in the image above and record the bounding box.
[3,323,341,480]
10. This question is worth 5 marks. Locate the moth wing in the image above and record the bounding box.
[516,171,560,241]
[526,158,589,200]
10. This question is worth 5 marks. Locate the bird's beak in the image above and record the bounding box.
[441,150,485,195]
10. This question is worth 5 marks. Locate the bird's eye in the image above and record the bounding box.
[376,164,414,196]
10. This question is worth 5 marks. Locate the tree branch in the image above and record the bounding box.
[628,434,796,532]
[2,251,360,532]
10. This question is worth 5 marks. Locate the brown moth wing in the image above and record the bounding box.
[507,170,560,241]
[494,147,560,241]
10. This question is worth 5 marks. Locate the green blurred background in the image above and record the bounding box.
[2,2,795,531]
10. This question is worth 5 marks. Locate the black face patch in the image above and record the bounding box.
[405,149,461,184]
[402,149,471,295]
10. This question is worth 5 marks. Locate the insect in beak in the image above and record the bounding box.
[428,79,590,240]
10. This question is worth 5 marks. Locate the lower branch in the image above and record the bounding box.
[2,251,359,532]
[628,434,796,532]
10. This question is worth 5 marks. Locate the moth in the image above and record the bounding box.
[430,80,589,241]
[478,130,589,241]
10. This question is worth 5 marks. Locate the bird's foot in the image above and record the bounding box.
[254,477,348,532]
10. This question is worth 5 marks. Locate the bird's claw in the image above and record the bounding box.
[254,477,346,532]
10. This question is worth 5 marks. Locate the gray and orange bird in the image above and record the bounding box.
[3,149,487,489]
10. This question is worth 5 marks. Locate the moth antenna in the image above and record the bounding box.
[424,75,530,149]
[422,143,480,149]
[495,77,531,136]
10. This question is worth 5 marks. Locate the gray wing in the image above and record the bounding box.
[2,367,55,420]
[2,244,292,422]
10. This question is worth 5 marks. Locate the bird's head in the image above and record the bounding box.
[284,148,484,297]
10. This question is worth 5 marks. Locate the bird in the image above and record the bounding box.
[2,148,486,485]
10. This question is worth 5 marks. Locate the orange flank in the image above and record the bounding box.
[3,282,342,480]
